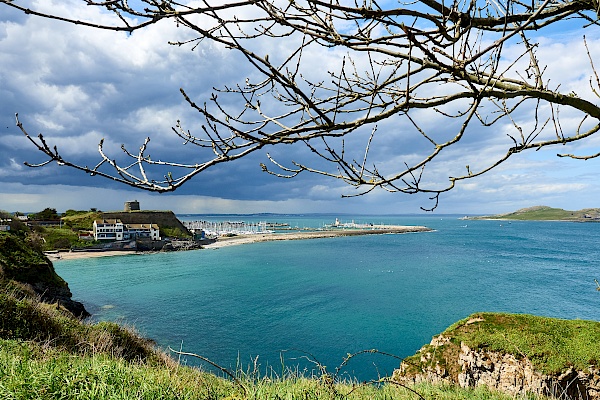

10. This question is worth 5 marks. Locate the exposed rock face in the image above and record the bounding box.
[31,279,90,319]
[394,337,600,400]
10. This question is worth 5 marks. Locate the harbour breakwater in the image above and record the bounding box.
[203,225,433,248]
[52,224,431,259]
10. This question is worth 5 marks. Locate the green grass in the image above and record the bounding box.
[161,226,191,238]
[0,340,231,400]
[0,338,546,400]
[498,206,574,220]
[0,233,49,268]
[0,280,161,363]
[402,312,600,378]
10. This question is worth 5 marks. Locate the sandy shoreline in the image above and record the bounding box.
[50,225,431,261]
[47,250,141,261]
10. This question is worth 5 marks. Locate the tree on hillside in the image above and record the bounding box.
[30,208,60,221]
[5,0,600,209]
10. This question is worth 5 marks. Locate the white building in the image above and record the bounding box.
[0,219,11,231]
[93,219,124,241]
[124,223,160,241]
[93,219,160,242]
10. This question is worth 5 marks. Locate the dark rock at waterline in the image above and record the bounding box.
[32,281,90,319]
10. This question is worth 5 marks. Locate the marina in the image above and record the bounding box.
[183,217,422,238]
[183,220,272,237]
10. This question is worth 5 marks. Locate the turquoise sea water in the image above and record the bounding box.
[54,215,600,380]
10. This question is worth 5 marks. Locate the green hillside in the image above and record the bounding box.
[60,211,102,230]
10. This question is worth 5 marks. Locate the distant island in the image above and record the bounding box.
[467,205,600,221]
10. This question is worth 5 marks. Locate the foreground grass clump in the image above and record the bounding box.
[402,312,600,378]
[0,338,549,400]
[0,339,231,400]
[0,280,162,363]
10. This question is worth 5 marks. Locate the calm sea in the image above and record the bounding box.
[54,214,600,380]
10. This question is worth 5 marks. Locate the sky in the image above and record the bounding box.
[1,0,600,215]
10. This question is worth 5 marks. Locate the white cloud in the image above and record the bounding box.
[8,158,22,171]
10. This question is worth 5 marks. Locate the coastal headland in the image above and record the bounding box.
[51,225,431,260]
[466,205,600,221]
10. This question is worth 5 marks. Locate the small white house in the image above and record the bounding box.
[78,231,95,241]
[93,219,124,241]
[0,219,11,231]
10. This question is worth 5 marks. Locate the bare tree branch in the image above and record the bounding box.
[5,0,600,209]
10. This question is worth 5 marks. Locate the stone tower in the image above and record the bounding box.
[124,200,140,211]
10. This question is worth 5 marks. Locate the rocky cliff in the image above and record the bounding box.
[393,313,600,400]
[0,233,89,318]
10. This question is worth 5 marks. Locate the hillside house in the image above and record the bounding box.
[124,223,160,240]
[93,219,124,241]
[78,231,95,241]
[93,219,160,241]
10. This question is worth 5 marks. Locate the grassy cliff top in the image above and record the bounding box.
[403,312,600,377]
[472,206,600,221]
[0,233,66,288]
